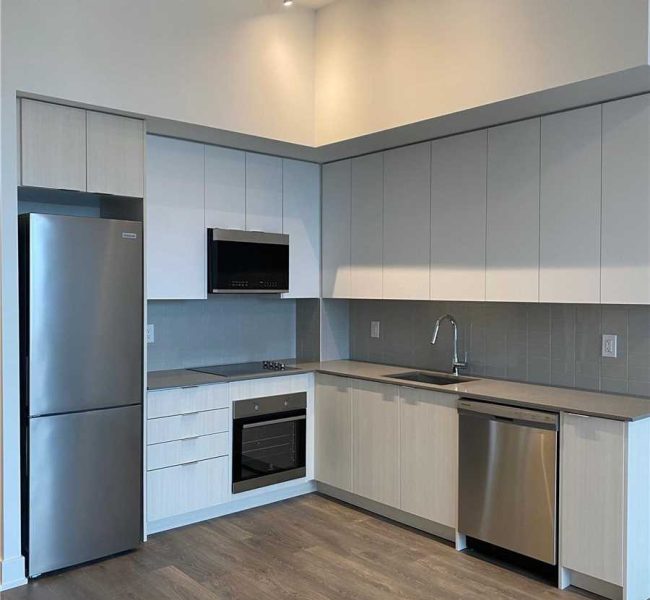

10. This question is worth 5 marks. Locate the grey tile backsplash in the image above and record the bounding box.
[349,300,650,396]
[147,296,296,371]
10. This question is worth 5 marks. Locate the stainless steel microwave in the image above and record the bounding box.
[207,228,289,294]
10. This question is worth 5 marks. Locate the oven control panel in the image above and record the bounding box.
[233,392,307,420]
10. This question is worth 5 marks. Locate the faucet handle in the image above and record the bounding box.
[454,351,469,370]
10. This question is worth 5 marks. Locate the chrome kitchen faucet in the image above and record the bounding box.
[431,314,468,376]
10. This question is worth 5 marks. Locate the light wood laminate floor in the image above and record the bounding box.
[5,493,594,600]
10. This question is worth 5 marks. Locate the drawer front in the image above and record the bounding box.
[147,384,229,419]
[147,408,229,444]
[147,433,229,471]
[147,456,229,521]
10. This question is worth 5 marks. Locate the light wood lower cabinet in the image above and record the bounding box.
[147,433,229,471]
[399,387,458,528]
[352,380,400,508]
[560,414,625,586]
[147,456,229,521]
[315,375,352,491]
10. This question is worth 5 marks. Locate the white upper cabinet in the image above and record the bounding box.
[282,159,320,298]
[383,143,431,300]
[602,94,650,304]
[540,106,601,304]
[245,153,282,233]
[486,118,541,302]
[350,153,383,299]
[146,135,206,300]
[430,130,487,301]
[204,145,246,230]
[322,160,352,298]
[21,99,87,191]
[86,111,145,198]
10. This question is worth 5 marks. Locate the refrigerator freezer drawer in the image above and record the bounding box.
[146,456,229,521]
[147,432,229,471]
[147,408,229,445]
[147,384,229,419]
[28,405,142,577]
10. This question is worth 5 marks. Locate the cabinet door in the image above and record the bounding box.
[21,99,86,191]
[205,145,246,230]
[282,159,320,298]
[245,153,282,233]
[315,375,352,491]
[486,119,540,302]
[146,135,206,300]
[383,143,431,300]
[322,160,351,298]
[352,380,399,507]
[399,387,458,528]
[430,131,487,301]
[87,111,144,197]
[350,153,383,299]
[602,94,650,304]
[560,414,624,586]
[540,106,601,303]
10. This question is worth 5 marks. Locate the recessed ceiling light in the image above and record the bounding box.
[283,0,293,6]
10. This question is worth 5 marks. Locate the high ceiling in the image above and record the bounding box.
[294,0,337,9]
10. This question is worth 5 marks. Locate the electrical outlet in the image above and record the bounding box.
[147,324,155,344]
[370,321,380,339]
[602,334,617,358]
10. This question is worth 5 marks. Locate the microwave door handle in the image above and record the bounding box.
[242,415,306,429]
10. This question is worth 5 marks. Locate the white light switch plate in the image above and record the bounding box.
[602,334,617,358]
[147,324,155,344]
[370,321,380,339]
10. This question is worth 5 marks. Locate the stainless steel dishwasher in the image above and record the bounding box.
[458,399,559,565]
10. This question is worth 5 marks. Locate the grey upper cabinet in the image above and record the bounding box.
[486,118,541,302]
[602,94,650,304]
[86,111,145,197]
[146,136,206,300]
[322,160,352,298]
[430,130,487,301]
[245,153,283,233]
[204,145,246,230]
[540,106,601,304]
[383,142,431,300]
[21,99,87,191]
[350,153,383,299]
[282,159,321,299]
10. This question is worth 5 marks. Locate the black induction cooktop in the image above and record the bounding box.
[189,361,299,378]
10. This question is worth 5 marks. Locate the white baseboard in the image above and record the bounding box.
[0,555,27,591]
[147,480,317,535]
[563,569,623,600]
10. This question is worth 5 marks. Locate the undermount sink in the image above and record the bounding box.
[385,371,475,386]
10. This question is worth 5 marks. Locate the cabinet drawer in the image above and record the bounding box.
[147,456,229,521]
[147,432,229,471]
[147,384,229,419]
[147,408,229,444]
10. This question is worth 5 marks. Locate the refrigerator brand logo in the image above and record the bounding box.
[121,232,137,239]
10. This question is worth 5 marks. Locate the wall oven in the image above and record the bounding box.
[232,393,306,493]
[208,228,289,294]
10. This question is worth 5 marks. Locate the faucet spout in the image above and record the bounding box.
[431,314,467,375]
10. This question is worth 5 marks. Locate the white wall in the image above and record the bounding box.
[314,0,650,145]
[3,0,316,145]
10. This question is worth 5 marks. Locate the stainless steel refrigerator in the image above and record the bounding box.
[19,213,143,577]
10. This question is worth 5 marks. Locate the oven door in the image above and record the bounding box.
[232,410,306,493]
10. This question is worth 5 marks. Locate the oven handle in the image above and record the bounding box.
[242,415,306,429]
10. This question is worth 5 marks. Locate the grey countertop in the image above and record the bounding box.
[148,360,650,421]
